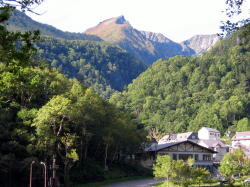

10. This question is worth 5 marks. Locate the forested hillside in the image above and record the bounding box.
[110,25,250,136]
[0,5,146,186]
[35,38,146,97]
[5,11,147,98]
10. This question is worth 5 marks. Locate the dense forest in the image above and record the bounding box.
[110,25,250,138]
[35,38,147,98]
[1,0,250,186]
[0,4,147,187]
[5,10,147,98]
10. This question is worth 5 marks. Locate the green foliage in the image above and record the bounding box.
[153,155,210,187]
[35,37,146,98]
[219,149,250,184]
[153,155,173,180]
[110,25,250,135]
[0,5,146,186]
[237,117,250,131]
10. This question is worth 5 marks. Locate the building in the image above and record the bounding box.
[197,127,229,162]
[158,132,198,144]
[198,139,228,162]
[232,131,250,148]
[198,127,221,140]
[141,140,216,171]
[232,131,250,157]
[141,127,229,171]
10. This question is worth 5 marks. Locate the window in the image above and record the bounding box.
[158,152,168,156]
[173,154,177,160]
[179,154,193,161]
[203,154,211,161]
[195,154,199,161]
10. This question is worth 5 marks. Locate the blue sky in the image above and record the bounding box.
[27,0,249,42]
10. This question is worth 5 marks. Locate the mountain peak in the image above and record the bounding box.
[115,15,127,24]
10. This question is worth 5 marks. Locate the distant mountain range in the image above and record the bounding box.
[6,10,102,41]
[85,16,220,65]
[5,11,221,97]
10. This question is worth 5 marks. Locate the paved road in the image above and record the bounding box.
[103,178,164,187]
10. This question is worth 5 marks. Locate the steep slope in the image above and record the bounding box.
[6,10,101,41]
[85,16,194,65]
[36,38,147,98]
[85,16,219,65]
[5,11,147,98]
[181,34,220,54]
[110,27,250,134]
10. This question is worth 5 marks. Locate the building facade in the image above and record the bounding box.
[197,127,229,162]
[198,127,221,140]
[142,140,216,170]
[231,131,250,157]
[232,131,250,148]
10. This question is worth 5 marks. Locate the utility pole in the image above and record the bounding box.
[49,156,59,187]
[29,161,35,187]
[40,162,47,187]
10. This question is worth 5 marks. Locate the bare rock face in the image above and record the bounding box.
[85,16,220,65]
[115,16,127,24]
[140,31,172,43]
[181,34,220,54]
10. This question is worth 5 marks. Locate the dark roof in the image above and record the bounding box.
[145,140,217,153]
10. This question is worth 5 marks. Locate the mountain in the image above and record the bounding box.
[35,38,147,98]
[85,16,220,65]
[5,10,102,41]
[5,11,147,98]
[180,34,220,54]
[110,26,250,134]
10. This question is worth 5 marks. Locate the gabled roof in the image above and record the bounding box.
[145,140,217,153]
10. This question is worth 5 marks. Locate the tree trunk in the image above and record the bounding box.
[111,147,118,164]
[104,144,109,171]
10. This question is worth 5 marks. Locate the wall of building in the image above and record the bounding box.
[198,128,220,140]
[213,146,228,162]
[232,140,250,148]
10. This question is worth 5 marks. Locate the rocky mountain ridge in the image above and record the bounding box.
[181,34,220,54]
[85,16,220,65]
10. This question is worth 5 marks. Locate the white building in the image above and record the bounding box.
[232,131,250,148]
[198,127,221,140]
[231,132,250,157]
[197,127,229,162]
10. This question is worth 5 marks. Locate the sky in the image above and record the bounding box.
[27,0,250,42]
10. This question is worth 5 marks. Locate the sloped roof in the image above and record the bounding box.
[145,140,217,153]
[158,132,197,144]
[198,139,228,148]
[232,131,250,140]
